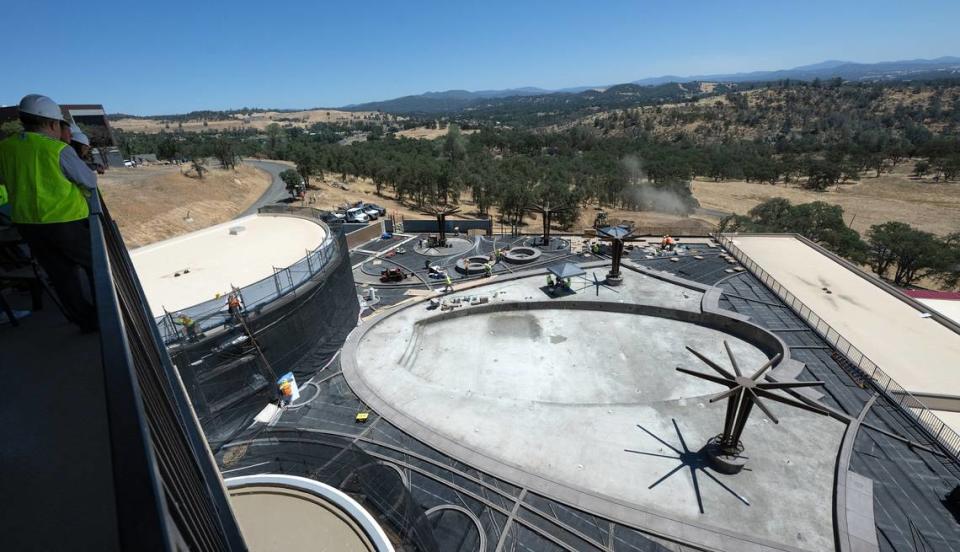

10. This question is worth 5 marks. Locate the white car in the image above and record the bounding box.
[345,207,370,223]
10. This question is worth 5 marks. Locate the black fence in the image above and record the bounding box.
[399,218,493,235]
[168,222,360,450]
[91,192,245,550]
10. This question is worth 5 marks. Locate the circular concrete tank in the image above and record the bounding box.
[456,255,492,275]
[414,237,472,257]
[502,246,542,264]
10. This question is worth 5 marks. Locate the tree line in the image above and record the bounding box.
[722,198,959,289]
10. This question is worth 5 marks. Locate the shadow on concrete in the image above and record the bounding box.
[625,419,751,514]
[540,285,577,298]
[583,271,621,297]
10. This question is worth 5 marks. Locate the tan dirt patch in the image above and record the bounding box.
[100,163,271,248]
[394,126,478,140]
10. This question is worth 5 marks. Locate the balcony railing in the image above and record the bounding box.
[90,191,247,549]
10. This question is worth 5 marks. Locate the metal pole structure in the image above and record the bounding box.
[609,239,624,279]
[598,225,633,286]
[272,267,282,295]
[542,208,551,246]
[676,341,827,473]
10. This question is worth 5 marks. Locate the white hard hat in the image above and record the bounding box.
[69,124,90,146]
[19,94,66,122]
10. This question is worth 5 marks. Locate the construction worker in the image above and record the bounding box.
[483,262,492,277]
[69,126,104,174]
[0,94,98,331]
[226,292,243,325]
[591,242,600,255]
[661,235,676,251]
[69,124,90,158]
[174,312,199,342]
[546,274,555,288]
[444,272,453,293]
[58,118,72,144]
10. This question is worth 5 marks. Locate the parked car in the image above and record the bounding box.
[321,211,345,225]
[345,207,370,223]
[362,206,380,220]
[363,203,387,216]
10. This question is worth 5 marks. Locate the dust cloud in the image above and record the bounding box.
[620,155,694,215]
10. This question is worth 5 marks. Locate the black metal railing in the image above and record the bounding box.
[89,192,246,551]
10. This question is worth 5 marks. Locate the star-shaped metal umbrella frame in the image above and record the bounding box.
[677,341,828,455]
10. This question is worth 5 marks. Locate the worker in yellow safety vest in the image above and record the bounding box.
[0,95,99,331]
[444,273,453,293]
[174,312,199,342]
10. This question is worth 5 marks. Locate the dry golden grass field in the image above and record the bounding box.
[394,126,478,139]
[100,163,270,248]
[692,162,960,236]
[111,109,390,134]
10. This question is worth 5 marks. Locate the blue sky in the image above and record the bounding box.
[4,0,959,114]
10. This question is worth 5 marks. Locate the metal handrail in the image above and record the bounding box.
[717,234,960,460]
[91,191,246,549]
[157,206,340,344]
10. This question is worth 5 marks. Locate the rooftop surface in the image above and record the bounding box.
[130,213,326,316]
[228,482,377,551]
[729,235,960,420]
[916,298,960,325]
[343,267,845,552]
[214,233,960,552]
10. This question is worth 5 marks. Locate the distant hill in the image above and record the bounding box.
[340,87,551,114]
[108,57,960,130]
[585,78,960,147]
[343,57,960,115]
[342,82,730,122]
[631,56,960,86]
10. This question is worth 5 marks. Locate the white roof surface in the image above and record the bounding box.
[917,298,960,325]
[729,236,960,419]
[130,214,326,316]
[931,410,960,434]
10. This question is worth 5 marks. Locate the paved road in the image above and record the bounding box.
[695,206,731,219]
[238,159,294,218]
